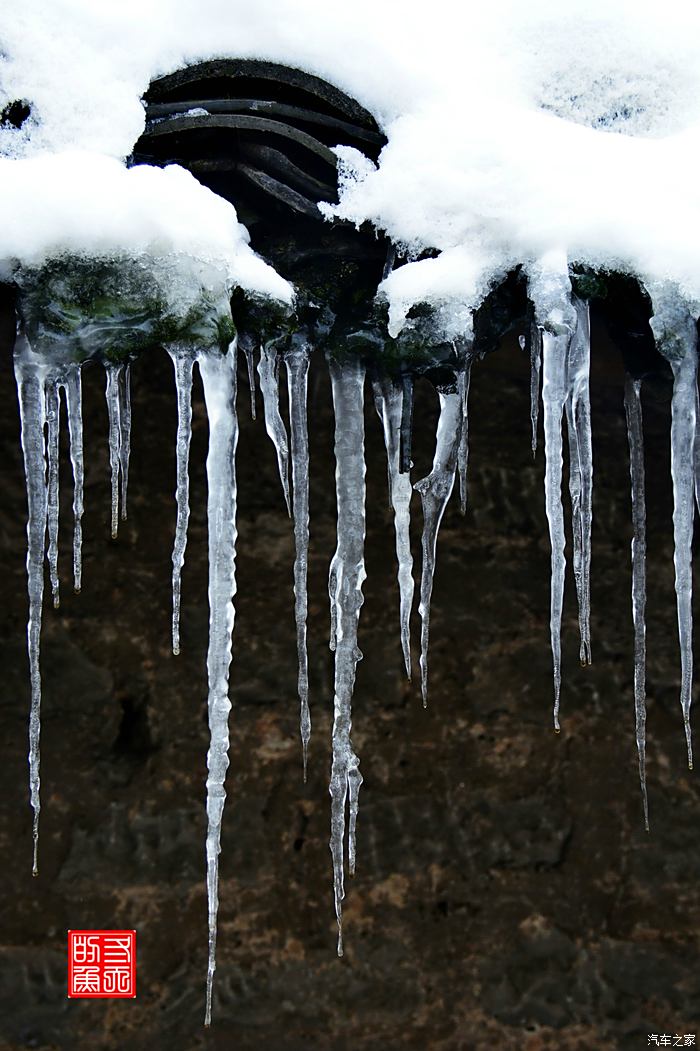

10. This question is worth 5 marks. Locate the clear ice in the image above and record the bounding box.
[104,363,130,538]
[457,360,473,516]
[327,355,366,957]
[258,341,291,516]
[167,344,195,656]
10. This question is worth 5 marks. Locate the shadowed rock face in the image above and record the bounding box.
[0,283,699,1051]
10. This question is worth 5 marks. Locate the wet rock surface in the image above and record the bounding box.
[0,302,699,1050]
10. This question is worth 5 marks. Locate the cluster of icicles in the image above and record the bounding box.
[13,271,699,1023]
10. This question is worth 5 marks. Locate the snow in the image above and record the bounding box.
[2,2,700,324]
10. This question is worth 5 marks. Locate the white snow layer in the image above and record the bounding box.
[2,0,700,321]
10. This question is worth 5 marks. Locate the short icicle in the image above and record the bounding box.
[648,285,698,768]
[14,333,49,876]
[529,322,542,457]
[240,336,257,420]
[45,378,61,609]
[64,365,84,593]
[104,364,122,538]
[258,341,291,515]
[167,345,195,656]
[371,372,414,678]
[284,336,312,779]
[198,339,239,1026]
[565,296,593,666]
[118,364,131,522]
[623,374,649,829]
[457,359,473,515]
[414,386,462,706]
[327,354,366,957]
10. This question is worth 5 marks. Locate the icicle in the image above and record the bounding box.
[694,381,700,519]
[104,365,122,538]
[371,373,414,678]
[167,345,195,656]
[529,322,542,457]
[624,375,649,829]
[565,297,593,666]
[284,338,312,779]
[457,361,473,515]
[327,355,366,958]
[257,342,291,515]
[399,369,414,474]
[14,334,48,876]
[118,365,131,522]
[64,365,84,593]
[648,287,698,768]
[198,340,239,1026]
[241,337,257,420]
[414,387,462,706]
[45,378,61,609]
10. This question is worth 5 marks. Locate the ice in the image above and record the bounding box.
[527,323,542,457]
[197,340,239,1026]
[119,364,131,522]
[648,286,698,769]
[565,296,593,666]
[623,374,649,829]
[457,360,473,515]
[414,386,462,706]
[258,341,292,517]
[167,344,195,656]
[45,378,61,609]
[327,355,366,958]
[14,333,48,876]
[104,365,122,539]
[241,336,257,420]
[64,365,84,592]
[284,336,312,778]
[371,372,414,678]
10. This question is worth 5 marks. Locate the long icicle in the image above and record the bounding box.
[118,364,131,522]
[327,354,366,958]
[64,365,84,593]
[167,345,195,656]
[285,337,312,779]
[104,364,122,538]
[457,360,473,515]
[529,322,542,457]
[565,296,593,666]
[15,333,48,876]
[624,374,649,829]
[258,341,291,516]
[648,288,697,768]
[414,386,462,706]
[198,340,239,1026]
[45,377,61,609]
[371,372,414,679]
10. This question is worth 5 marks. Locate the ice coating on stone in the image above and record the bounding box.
[14,334,48,876]
[528,323,542,457]
[167,345,195,656]
[624,374,649,829]
[371,373,414,678]
[327,355,366,958]
[45,378,61,609]
[119,364,131,522]
[414,387,462,706]
[258,342,292,517]
[284,337,311,779]
[64,365,84,593]
[197,340,239,1026]
[104,365,122,539]
[241,338,257,421]
[648,285,698,769]
[457,361,472,515]
[565,297,593,666]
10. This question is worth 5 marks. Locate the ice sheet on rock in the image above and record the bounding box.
[167,344,195,656]
[414,386,462,706]
[284,337,311,778]
[457,360,473,515]
[45,378,61,609]
[327,355,366,958]
[565,296,593,666]
[648,286,698,768]
[197,341,239,1026]
[14,334,48,876]
[624,374,649,829]
[64,365,84,592]
[372,372,414,678]
[258,342,291,515]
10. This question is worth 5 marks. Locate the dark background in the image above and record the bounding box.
[0,300,698,1050]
